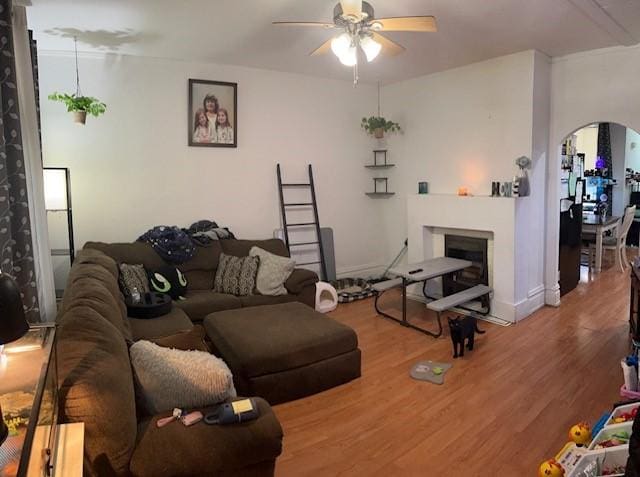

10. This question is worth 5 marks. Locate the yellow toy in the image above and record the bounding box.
[569,422,591,447]
[538,459,565,477]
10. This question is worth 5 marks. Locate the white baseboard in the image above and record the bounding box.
[514,285,546,322]
[544,284,561,307]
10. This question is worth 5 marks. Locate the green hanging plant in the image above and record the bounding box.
[361,116,401,138]
[47,37,106,125]
[48,92,106,117]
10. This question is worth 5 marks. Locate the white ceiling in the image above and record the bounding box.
[26,0,640,84]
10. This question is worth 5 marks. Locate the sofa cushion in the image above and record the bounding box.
[130,340,236,414]
[250,246,295,296]
[129,306,193,341]
[150,325,210,352]
[85,241,165,270]
[239,294,299,308]
[177,242,223,272]
[221,239,289,258]
[177,243,222,290]
[174,290,242,322]
[203,302,358,378]
[62,251,131,341]
[57,309,137,477]
[213,253,260,296]
[130,397,282,477]
[285,268,319,294]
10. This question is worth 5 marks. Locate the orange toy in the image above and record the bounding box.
[569,422,591,447]
[538,459,565,477]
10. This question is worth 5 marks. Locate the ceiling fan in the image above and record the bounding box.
[273,0,437,82]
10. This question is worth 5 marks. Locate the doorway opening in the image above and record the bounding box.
[558,122,640,296]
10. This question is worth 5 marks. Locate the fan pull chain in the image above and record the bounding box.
[352,61,359,86]
[74,37,82,97]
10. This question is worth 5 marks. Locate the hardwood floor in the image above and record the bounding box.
[273,263,632,476]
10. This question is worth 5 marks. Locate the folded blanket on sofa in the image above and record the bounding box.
[138,226,195,264]
[183,220,235,246]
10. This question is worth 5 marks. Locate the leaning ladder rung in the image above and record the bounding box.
[289,241,319,247]
[287,222,316,227]
[283,203,313,206]
[298,261,321,266]
[281,183,310,187]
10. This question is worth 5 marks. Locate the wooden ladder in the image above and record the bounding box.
[276,164,328,281]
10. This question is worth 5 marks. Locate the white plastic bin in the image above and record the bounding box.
[606,402,640,427]
[567,445,628,477]
[588,421,632,451]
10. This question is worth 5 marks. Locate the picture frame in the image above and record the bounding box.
[188,79,237,148]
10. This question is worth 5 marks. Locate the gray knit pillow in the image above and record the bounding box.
[213,253,260,296]
[130,340,236,415]
[249,246,295,296]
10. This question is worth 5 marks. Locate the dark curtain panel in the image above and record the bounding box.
[29,30,42,152]
[0,0,41,321]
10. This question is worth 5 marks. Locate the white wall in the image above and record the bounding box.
[546,44,640,302]
[378,50,547,317]
[627,128,640,172]
[574,126,598,170]
[38,52,387,277]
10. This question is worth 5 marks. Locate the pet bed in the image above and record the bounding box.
[330,278,377,303]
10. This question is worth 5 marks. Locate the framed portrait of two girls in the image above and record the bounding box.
[188,79,237,148]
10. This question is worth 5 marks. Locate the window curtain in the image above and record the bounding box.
[597,122,613,215]
[0,0,55,322]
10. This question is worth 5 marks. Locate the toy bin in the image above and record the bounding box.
[567,445,628,477]
[606,402,640,427]
[588,421,632,451]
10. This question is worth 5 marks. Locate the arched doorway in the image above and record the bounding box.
[551,122,640,298]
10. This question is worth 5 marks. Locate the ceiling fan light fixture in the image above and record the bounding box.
[360,35,381,62]
[338,45,358,66]
[330,32,352,58]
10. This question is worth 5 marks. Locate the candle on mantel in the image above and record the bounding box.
[457,186,468,196]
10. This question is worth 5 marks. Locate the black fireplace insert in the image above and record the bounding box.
[443,235,489,297]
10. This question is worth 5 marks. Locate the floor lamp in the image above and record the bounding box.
[43,168,74,266]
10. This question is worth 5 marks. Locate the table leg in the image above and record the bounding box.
[595,226,603,273]
[402,277,407,324]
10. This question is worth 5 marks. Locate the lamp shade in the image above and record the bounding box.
[360,35,381,62]
[0,274,28,345]
[43,168,68,211]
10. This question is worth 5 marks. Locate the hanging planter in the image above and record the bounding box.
[73,111,86,125]
[362,83,400,139]
[48,93,106,124]
[47,37,106,125]
[361,116,401,138]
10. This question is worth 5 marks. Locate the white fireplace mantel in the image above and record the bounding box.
[407,194,543,322]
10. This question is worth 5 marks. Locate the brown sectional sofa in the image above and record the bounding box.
[56,237,360,476]
[84,238,319,339]
[57,248,284,476]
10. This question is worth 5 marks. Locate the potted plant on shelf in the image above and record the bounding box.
[361,116,401,139]
[48,92,107,125]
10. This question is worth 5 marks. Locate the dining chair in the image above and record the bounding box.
[593,205,636,272]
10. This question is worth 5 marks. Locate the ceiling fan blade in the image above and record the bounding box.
[372,16,437,32]
[340,0,363,18]
[272,21,336,29]
[371,32,405,56]
[309,37,334,56]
